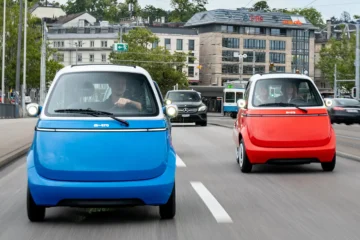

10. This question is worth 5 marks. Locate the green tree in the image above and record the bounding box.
[109,28,189,93]
[287,8,324,28]
[169,0,208,22]
[250,1,271,12]
[141,5,169,24]
[354,15,360,19]
[0,0,63,90]
[118,0,142,19]
[317,31,356,90]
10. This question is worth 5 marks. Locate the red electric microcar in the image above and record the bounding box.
[233,73,336,173]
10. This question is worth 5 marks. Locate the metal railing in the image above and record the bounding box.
[0,104,16,119]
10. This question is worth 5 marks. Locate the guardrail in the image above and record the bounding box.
[0,104,16,119]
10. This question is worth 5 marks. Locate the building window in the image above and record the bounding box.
[222,64,239,75]
[102,54,106,62]
[176,39,183,50]
[78,41,83,47]
[53,53,58,61]
[221,25,240,33]
[243,65,265,74]
[101,41,108,47]
[243,51,266,63]
[275,66,286,72]
[222,50,239,62]
[222,38,240,48]
[270,40,286,50]
[244,39,266,49]
[77,53,82,63]
[165,38,171,50]
[270,28,286,36]
[244,27,265,35]
[152,41,158,48]
[176,65,182,72]
[58,53,64,62]
[188,53,195,64]
[90,54,94,62]
[90,41,94,47]
[188,66,194,77]
[270,52,286,64]
[188,39,195,50]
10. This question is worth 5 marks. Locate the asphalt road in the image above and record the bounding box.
[1,125,360,239]
[209,116,360,158]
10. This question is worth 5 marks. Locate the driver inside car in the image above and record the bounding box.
[104,77,143,111]
[275,82,303,103]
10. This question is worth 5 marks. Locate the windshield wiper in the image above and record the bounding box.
[54,108,130,127]
[257,103,308,113]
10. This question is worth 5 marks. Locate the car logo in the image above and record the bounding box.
[183,108,188,112]
[286,111,296,114]
[94,124,109,127]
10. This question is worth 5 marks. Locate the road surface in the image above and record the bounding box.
[1,124,360,239]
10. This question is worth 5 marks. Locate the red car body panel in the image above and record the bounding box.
[233,107,336,164]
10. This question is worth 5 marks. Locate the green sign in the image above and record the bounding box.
[113,43,129,52]
[227,84,233,88]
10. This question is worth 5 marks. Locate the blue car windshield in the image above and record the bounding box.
[45,71,159,117]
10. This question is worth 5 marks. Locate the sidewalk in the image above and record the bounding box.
[0,118,38,168]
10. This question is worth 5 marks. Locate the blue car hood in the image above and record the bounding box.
[33,119,170,182]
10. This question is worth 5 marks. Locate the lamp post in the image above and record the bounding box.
[22,0,28,116]
[1,0,6,104]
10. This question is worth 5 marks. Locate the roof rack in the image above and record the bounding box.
[70,64,137,68]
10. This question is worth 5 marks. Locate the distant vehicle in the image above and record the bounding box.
[164,89,207,126]
[223,88,245,118]
[233,73,336,173]
[25,64,179,222]
[325,98,360,125]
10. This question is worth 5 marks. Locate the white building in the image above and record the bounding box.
[30,4,66,19]
[47,16,200,84]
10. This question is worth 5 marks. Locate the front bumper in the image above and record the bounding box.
[28,153,176,207]
[170,112,207,123]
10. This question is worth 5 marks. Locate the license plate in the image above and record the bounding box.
[346,109,358,113]
[182,114,190,117]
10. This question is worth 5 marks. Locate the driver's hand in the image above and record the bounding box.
[115,98,131,108]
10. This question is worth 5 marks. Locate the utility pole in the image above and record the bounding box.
[355,20,360,100]
[15,0,23,117]
[22,0,28,116]
[120,24,123,43]
[334,64,337,98]
[1,0,6,104]
[75,42,78,65]
[39,19,47,105]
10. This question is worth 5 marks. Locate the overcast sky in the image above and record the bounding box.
[55,0,360,22]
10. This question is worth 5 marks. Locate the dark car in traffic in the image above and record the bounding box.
[326,98,360,125]
[165,90,207,126]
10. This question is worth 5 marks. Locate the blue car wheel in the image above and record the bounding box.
[27,187,46,222]
[159,183,176,219]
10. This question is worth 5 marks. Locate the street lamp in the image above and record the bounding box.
[22,0,28,116]
[1,0,6,104]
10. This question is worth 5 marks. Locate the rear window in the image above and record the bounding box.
[167,91,201,102]
[45,72,159,117]
[336,99,360,106]
[252,78,323,107]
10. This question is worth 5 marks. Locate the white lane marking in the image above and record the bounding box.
[176,154,186,167]
[190,181,233,223]
[337,151,360,161]
[337,134,360,141]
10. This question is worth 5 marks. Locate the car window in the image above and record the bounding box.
[252,78,323,107]
[167,92,201,102]
[45,71,159,117]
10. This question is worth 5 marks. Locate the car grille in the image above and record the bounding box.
[178,107,198,113]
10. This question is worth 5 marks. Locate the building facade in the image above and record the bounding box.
[184,9,318,86]
[46,15,200,83]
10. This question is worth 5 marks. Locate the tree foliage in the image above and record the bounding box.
[0,0,63,91]
[109,28,189,94]
[250,1,271,12]
[317,31,356,90]
[169,0,208,22]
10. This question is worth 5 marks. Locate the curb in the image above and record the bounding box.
[209,122,360,162]
[0,143,31,169]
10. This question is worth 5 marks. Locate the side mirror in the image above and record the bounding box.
[26,103,40,117]
[164,104,178,119]
[325,99,333,107]
[164,99,172,105]
[237,99,246,109]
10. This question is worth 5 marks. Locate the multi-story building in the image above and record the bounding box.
[184,8,318,86]
[47,15,200,83]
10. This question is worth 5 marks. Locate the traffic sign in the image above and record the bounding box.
[113,43,129,52]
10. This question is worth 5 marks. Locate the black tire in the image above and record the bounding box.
[238,139,252,173]
[200,121,207,126]
[159,184,176,219]
[321,155,336,172]
[27,188,46,222]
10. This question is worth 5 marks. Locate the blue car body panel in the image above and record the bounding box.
[223,106,238,113]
